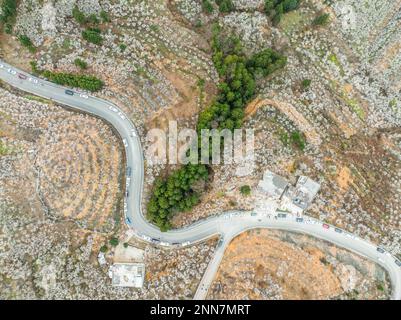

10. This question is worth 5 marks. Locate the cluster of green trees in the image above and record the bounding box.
[72,6,109,45]
[264,0,301,25]
[18,34,36,53]
[198,29,286,132]
[147,27,287,231]
[146,164,209,231]
[41,70,103,92]
[30,61,103,92]
[0,0,17,34]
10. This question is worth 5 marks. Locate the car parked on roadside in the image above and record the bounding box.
[395,260,401,267]
[296,217,304,223]
[122,138,128,148]
[65,89,74,95]
[18,73,27,80]
[322,223,330,229]
[377,247,385,254]
[334,228,342,233]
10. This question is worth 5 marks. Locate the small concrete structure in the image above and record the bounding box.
[258,170,288,199]
[109,263,145,288]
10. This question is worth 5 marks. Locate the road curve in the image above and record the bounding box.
[1,60,400,300]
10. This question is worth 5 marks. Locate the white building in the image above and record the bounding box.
[109,263,145,288]
[257,170,321,216]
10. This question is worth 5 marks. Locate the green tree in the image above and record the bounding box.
[0,0,17,33]
[100,245,108,253]
[109,237,119,247]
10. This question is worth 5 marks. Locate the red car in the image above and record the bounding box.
[322,223,330,229]
[18,73,27,80]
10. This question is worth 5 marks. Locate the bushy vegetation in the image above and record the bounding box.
[109,237,119,247]
[0,0,17,34]
[240,185,251,196]
[42,70,103,92]
[264,0,301,25]
[18,34,36,53]
[82,27,103,45]
[313,13,330,26]
[301,78,311,90]
[72,5,86,25]
[146,164,209,231]
[29,62,103,92]
[147,26,286,231]
[215,0,234,13]
[74,58,88,70]
[100,10,110,23]
[198,27,286,132]
[202,0,214,14]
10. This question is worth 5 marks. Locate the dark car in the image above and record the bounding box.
[18,73,27,80]
[277,213,287,218]
[65,90,74,95]
[395,260,401,267]
[126,191,129,198]
[125,217,131,224]
[334,228,343,233]
[296,217,304,223]
[126,167,131,177]
[151,238,160,243]
[377,247,385,254]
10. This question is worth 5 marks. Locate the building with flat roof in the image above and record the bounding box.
[257,170,321,216]
[109,263,145,288]
[258,170,289,200]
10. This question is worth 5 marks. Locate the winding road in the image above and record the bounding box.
[1,59,401,300]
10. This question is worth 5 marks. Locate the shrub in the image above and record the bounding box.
[290,131,306,151]
[109,237,119,247]
[100,245,108,253]
[119,43,127,51]
[100,10,110,23]
[18,35,36,53]
[313,13,330,26]
[215,0,234,13]
[82,28,103,45]
[240,185,251,196]
[88,13,99,25]
[72,5,86,25]
[74,58,88,70]
[301,79,311,90]
[123,242,129,248]
[202,0,214,14]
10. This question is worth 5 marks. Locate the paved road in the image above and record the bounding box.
[1,60,400,300]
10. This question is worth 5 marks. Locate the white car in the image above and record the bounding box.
[108,106,117,112]
[122,138,128,148]
[0,64,4,68]
[181,241,191,247]
[118,112,126,120]
[131,130,137,137]
[28,77,39,84]
[7,68,16,75]
[80,94,88,99]
[160,242,170,247]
